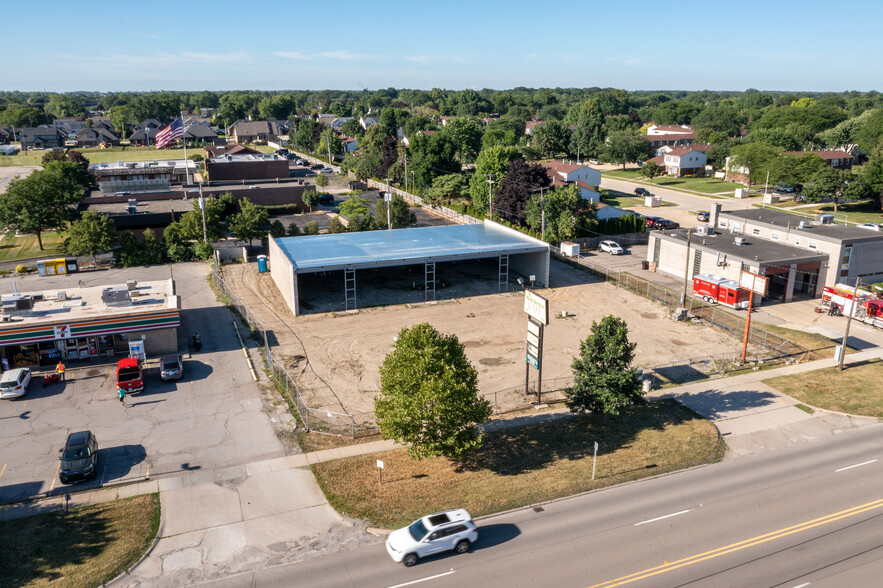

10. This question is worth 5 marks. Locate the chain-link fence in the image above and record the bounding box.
[551,248,802,364]
[212,262,377,437]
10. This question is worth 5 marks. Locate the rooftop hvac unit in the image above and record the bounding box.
[101,286,131,306]
[57,291,67,301]
[798,220,808,229]
[118,160,125,166]
[734,237,746,246]
[695,225,711,236]
[126,280,137,291]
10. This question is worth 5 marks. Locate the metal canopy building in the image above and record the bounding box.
[268,221,550,315]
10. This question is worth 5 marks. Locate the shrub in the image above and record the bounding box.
[15,264,29,274]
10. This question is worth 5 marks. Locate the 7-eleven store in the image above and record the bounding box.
[0,281,180,370]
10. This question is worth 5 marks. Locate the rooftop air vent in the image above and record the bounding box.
[734,237,746,246]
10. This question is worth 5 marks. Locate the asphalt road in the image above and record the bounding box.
[601,176,743,230]
[203,424,883,588]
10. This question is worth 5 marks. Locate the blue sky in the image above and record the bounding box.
[4,0,882,92]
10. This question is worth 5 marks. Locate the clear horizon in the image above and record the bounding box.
[4,0,882,93]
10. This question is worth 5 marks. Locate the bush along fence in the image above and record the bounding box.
[211,262,376,438]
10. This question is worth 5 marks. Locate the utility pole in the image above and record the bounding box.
[540,189,546,238]
[404,152,408,193]
[681,229,693,304]
[385,178,391,230]
[838,277,861,371]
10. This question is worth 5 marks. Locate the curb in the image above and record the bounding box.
[105,494,165,587]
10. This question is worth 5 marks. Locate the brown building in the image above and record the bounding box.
[205,153,289,181]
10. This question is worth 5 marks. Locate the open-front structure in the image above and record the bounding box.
[268,221,550,316]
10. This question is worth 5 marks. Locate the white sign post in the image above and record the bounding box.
[592,441,599,481]
[523,290,549,404]
[376,459,384,484]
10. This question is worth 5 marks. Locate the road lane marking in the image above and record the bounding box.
[835,459,877,472]
[588,497,883,588]
[634,509,691,526]
[0,464,6,480]
[791,583,811,588]
[388,570,455,588]
[48,461,61,493]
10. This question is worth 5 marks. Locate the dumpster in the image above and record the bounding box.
[257,255,269,273]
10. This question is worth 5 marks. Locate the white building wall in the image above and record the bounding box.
[268,236,298,316]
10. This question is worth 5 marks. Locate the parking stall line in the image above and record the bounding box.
[0,463,6,480]
[48,461,61,493]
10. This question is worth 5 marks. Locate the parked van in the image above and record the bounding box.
[116,358,144,394]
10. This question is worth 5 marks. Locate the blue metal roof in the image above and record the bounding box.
[273,223,548,273]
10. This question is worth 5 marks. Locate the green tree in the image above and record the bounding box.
[287,221,302,236]
[141,228,165,264]
[440,117,483,163]
[532,120,571,158]
[374,323,492,459]
[375,194,416,229]
[269,220,286,238]
[641,161,661,181]
[601,130,653,170]
[318,128,344,160]
[229,198,269,246]
[565,315,643,416]
[302,189,319,212]
[304,221,319,235]
[171,195,228,242]
[118,229,144,267]
[428,173,468,206]
[328,216,347,233]
[728,142,780,185]
[469,145,521,212]
[63,211,116,264]
[0,167,82,250]
[42,160,93,189]
[316,173,329,189]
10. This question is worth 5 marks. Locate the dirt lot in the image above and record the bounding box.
[222,259,742,420]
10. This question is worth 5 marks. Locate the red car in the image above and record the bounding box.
[116,358,144,395]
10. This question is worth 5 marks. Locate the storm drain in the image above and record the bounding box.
[533,506,545,513]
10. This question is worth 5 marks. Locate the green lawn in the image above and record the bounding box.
[313,399,722,529]
[0,143,277,167]
[606,169,745,195]
[0,232,65,262]
[0,494,161,588]
[809,201,883,225]
[764,359,883,417]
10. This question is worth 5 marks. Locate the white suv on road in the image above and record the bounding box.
[385,509,478,567]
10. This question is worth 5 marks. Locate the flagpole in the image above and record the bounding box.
[180,111,191,186]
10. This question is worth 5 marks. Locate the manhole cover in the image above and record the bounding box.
[533,506,544,513]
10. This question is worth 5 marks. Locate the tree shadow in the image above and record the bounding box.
[0,480,45,505]
[671,388,778,420]
[456,399,702,475]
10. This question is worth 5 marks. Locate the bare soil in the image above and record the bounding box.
[223,259,742,419]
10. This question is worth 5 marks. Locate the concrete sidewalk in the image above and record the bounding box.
[649,347,883,458]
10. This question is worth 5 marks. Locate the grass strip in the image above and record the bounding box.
[0,493,161,588]
[764,359,883,418]
[313,399,722,529]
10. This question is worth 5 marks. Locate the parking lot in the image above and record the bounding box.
[0,263,286,504]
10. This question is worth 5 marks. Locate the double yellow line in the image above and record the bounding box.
[589,497,883,587]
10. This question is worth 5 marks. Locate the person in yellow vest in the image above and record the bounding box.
[56,360,66,382]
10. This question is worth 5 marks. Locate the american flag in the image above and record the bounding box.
[156,116,183,149]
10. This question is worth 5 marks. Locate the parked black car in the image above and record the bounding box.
[309,163,324,170]
[656,219,680,230]
[59,431,98,484]
[317,193,334,205]
[634,187,651,196]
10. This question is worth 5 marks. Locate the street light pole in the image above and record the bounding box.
[198,182,208,243]
[487,174,495,219]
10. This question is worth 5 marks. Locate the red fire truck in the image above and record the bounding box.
[820,284,874,316]
[693,274,751,309]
